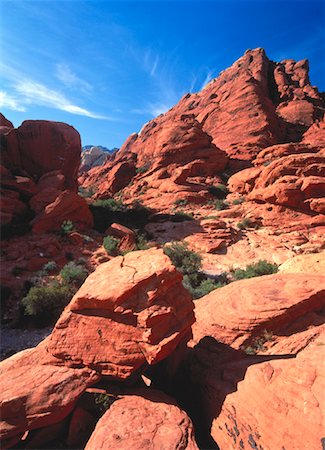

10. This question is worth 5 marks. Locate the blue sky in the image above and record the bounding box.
[1,0,324,148]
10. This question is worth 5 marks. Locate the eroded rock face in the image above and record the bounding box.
[278,251,325,274]
[2,120,81,190]
[47,248,195,378]
[0,362,99,445]
[211,333,325,450]
[228,144,325,214]
[85,389,198,450]
[191,273,325,348]
[0,116,94,233]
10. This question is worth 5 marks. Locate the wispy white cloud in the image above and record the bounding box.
[0,91,26,112]
[15,79,107,119]
[0,63,110,120]
[55,63,93,92]
[131,101,172,117]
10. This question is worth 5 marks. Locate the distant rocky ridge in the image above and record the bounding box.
[80,145,118,173]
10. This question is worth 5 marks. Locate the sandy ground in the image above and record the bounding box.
[0,325,52,360]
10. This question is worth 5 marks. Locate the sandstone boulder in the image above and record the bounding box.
[105,222,136,252]
[2,120,81,190]
[85,389,198,450]
[31,190,93,233]
[211,333,325,450]
[0,363,98,444]
[47,248,195,378]
[192,273,325,348]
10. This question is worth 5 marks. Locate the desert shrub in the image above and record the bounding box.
[92,198,125,211]
[42,261,58,273]
[233,260,278,280]
[94,393,117,414]
[60,220,75,235]
[78,186,96,198]
[208,183,229,199]
[60,262,88,286]
[183,276,224,299]
[136,163,151,174]
[233,197,245,205]
[241,329,274,355]
[174,198,188,207]
[237,218,253,229]
[135,232,150,250]
[164,242,201,275]
[103,235,120,256]
[21,282,72,326]
[210,199,229,210]
[164,242,227,298]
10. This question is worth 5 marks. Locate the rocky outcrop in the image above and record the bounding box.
[191,273,325,348]
[0,358,98,447]
[210,333,325,450]
[80,146,111,173]
[31,190,93,233]
[85,390,198,450]
[79,48,324,209]
[228,143,325,214]
[1,120,81,190]
[278,251,325,274]
[0,115,93,233]
[47,248,195,378]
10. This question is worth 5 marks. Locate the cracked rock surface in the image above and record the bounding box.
[47,248,195,378]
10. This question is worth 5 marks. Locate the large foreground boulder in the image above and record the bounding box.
[47,248,195,379]
[85,389,198,450]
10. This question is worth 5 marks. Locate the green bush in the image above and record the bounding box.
[60,262,88,286]
[60,220,75,235]
[233,260,278,280]
[210,199,229,210]
[164,242,227,299]
[174,198,188,207]
[92,198,125,211]
[233,197,245,205]
[164,242,201,275]
[135,232,150,250]
[183,276,224,299]
[208,183,229,199]
[237,218,253,229]
[21,282,72,326]
[78,186,96,198]
[42,261,58,273]
[103,235,120,256]
[136,163,151,174]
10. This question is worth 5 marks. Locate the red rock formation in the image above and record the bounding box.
[211,333,325,450]
[191,273,325,348]
[47,248,195,378]
[0,363,98,446]
[228,144,325,214]
[79,48,324,208]
[31,190,93,233]
[1,120,81,190]
[105,222,136,252]
[85,389,198,450]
